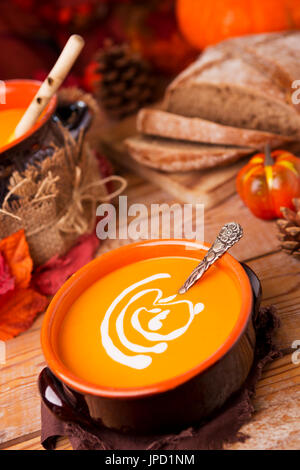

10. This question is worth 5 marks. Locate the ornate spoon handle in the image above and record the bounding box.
[178,222,243,295]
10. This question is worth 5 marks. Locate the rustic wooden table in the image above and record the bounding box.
[1,167,300,450]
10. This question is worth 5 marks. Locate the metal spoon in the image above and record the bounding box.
[178,222,243,295]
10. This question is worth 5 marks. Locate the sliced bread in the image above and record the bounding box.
[125,135,253,172]
[137,108,293,149]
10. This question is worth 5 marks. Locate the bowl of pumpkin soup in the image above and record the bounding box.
[0,80,91,205]
[0,80,57,155]
[40,239,260,434]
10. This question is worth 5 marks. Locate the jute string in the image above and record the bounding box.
[56,169,126,235]
[0,170,126,237]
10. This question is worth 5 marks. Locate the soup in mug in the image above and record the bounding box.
[0,108,26,146]
[57,256,242,389]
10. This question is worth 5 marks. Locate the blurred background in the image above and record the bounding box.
[0,0,197,91]
[1,0,299,105]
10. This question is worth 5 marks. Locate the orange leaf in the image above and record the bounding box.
[0,288,48,341]
[0,230,33,289]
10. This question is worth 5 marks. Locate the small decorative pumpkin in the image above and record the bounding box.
[236,146,300,220]
[176,0,296,50]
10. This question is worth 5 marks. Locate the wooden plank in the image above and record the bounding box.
[0,316,46,445]
[2,434,70,450]
[246,252,300,351]
[0,341,5,364]
[97,192,282,262]
[225,355,300,450]
[101,166,283,261]
[201,196,281,261]
[3,355,298,450]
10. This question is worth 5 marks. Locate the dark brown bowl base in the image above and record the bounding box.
[39,263,261,435]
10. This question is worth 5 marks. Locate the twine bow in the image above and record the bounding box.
[56,166,127,235]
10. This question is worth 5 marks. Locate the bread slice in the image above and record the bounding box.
[164,32,300,137]
[125,135,253,172]
[137,108,292,149]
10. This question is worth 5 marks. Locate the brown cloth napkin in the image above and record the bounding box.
[41,305,281,450]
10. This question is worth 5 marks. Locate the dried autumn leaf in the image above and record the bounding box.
[0,288,48,341]
[0,253,15,295]
[0,230,32,289]
[33,233,99,295]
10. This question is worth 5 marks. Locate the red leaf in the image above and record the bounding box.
[0,253,15,295]
[33,233,100,296]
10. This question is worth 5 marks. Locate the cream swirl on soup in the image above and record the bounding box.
[100,273,205,370]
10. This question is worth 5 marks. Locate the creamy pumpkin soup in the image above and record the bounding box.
[0,107,47,148]
[0,108,26,146]
[57,256,242,389]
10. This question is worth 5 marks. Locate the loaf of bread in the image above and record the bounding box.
[126,32,300,173]
[164,31,300,137]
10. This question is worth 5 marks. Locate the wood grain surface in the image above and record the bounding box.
[0,169,299,450]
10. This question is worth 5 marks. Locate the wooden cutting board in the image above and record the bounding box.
[100,114,252,208]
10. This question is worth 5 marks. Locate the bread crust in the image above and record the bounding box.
[125,136,252,172]
[137,109,293,149]
[164,32,300,135]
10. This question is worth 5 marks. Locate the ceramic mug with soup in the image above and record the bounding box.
[0,80,91,203]
[39,239,260,434]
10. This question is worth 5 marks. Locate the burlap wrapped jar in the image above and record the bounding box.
[0,82,125,265]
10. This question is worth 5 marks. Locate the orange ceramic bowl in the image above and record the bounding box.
[0,79,57,154]
[40,239,259,434]
[0,79,91,208]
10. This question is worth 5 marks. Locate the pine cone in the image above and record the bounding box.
[96,39,157,119]
[277,198,300,258]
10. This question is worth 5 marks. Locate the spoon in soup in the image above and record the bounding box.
[178,222,243,295]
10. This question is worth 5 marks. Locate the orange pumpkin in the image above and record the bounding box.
[236,147,300,220]
[287,0,300,27]
[176,0,296,50]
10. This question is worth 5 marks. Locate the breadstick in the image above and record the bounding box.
[14,34,85,139]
